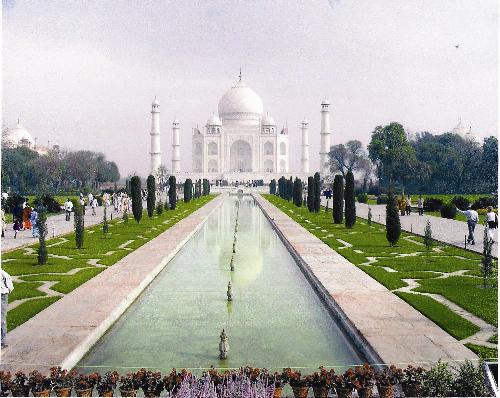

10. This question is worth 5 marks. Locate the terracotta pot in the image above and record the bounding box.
[273,386,283,398]
[101,390,114,397]
[357,386,373,398]
[313,386,329,398]
[377,384,394,398]
[119,389,137,397]
[402,382,422,397]
[335,387,353,398]
[55,387,72,397]
[33,390,51,397]
[291,386,309,398]
[76,388,93,397]
[11,387,30,397]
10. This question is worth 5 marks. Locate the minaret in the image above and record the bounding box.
[172,119,181,173]
[301,118,310,173]
[319,99,331,177]
[150,97,161,175]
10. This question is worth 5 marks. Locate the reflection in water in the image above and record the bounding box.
[78,195,364,373]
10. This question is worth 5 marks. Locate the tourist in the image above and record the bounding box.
[0,208,5,238]
[91,197,98,216]
[417,195,424,216]
[0,269,14,348]
[486,206,497,243]
[13,218,22,238]
[22,206,32,230]
[456,204,479,245]
[398,196,406,216]
[79,196,86,215]
[64,198,73,221]
[405,195,412,216]
[30,208,39,238]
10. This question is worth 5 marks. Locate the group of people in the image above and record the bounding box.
[456,205,497,245]
[8,199,40,239]
[398,195,424,216]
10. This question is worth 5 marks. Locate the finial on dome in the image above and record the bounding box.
[238,67,242,82]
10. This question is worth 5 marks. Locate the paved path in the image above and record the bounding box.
[0,194,226,374]
[256,194,477,367]
[321,198,497,256]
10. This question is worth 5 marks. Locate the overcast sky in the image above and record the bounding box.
[2,0,498,177]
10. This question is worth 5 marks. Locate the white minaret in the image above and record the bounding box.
[301,118,310,173]
[172,119,181,173]
[319,99,331,177]
[150,97,161,175]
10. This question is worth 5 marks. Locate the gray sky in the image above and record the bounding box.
[3,0,498,177]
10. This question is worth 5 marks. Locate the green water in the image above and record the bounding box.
[78,195,364,373]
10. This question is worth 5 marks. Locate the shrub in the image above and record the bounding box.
[481,227,494,288]
[33,194,62,213]
[451,196,470,210]
[344,171,356,228]
[386,191,401,246]
[357,193,368,204]
[421,360,454,398]
[424,197,443,212]
[156,200,163,215]
[452,360,487,397]
[74,205,85,249]
[332,174,344,224]
[130,176,142,223]
[313,173,321,212]
[440,203,457,219]
[36,206,48,265]
[423,220,433,255]
[146,175,156,218]
[376,195,388,205]
[102,206,109,236]
[168,176,177,210]
[4,192,24,214]
[472,196,497,210]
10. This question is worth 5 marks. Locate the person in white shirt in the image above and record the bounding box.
[64,199,73,221]
[1,269,14,348]
[456,204,479,245]
[417,195,424,216]
[91,198,98,216]
[88,193,94,209]
[486,206,497,243]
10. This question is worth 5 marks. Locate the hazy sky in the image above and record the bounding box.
[3,0,498,177]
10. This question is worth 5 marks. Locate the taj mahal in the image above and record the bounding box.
[148,72,332,183]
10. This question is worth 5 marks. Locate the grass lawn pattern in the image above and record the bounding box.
[4,195,215,330]
[263,194,497,354]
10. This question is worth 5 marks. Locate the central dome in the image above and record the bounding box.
[218,80,264,117]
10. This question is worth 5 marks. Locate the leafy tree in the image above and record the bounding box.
[329,140,371,178]
[332,174,344,224]
[423,220,433,255]
[307,176,314,212]
[184,179,193,202]
[36,206,48,265]
[385,191,401,246]
[481,136,498,193]
[102,206,109,236]
[146,174,156,217]
[74,204,85,249]
[344,170,356,228]
[130,176,142,223]
[313,172,321,212]
[168,175,177,210]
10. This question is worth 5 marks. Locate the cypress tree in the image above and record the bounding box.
[424,220,432,255]
[332,174,344,224]
[102,206,109,236]
[293,178,302,207]
[184,179,193,202]
[313,172,321,212]
[74,203,85,249]
[36,206,48,265]
[287,177,293,201]
[156,199,163,215]
[130,175,142,223]
[269,179,277,195]
[344,170,356,228]
[168,175,177,210]
[146,174,156,217]
[307,176,314,212]
[386,190,401,246]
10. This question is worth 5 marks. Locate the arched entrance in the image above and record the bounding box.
[230,140,252,172]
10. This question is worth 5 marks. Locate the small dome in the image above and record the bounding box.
[301,118,309,125]
[3,121,34,148]
[321,98,330,106]
[261,113,276,126]
[206,114,222,126]
[172,119,180,125]
[152,97,160,107]
[218,80,264,117]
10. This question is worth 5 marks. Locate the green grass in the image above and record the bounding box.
[4,195,216,330]
[395,292,480,340]
[7,296,61,331]
[465,343,498,360]
[264,194,497,341]
[488,334,497,344]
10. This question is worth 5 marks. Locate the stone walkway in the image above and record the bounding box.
[321,198,497,256]
[257,194,478,367]
[0,194,226,374]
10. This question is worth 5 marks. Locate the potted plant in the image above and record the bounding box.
[74,372,99,397]
[11,371,30,397]
[333,369,361,398]
[50,367,76,397]
[119,373,141,397]
[28,370,52,397]
[0,371,12,397]
[310,367,334,398]
[401,365,425,397]
[136,368,164,397]
[354,364,375,398]
[375,366,402,398]
[269,371,287,398]
[163,369,191,396]
[283,368,309,398]
[96,371,119,397]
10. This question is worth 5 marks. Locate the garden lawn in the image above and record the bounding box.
[4,195,215,330]
[465,343,498,360]
[263,194,497,351]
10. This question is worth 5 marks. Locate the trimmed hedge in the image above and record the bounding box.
[357,193,368,204]
[424,197,443,212]
[376,195,388,204]
[440,203,457,219]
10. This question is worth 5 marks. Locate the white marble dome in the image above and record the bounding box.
[2,121,34,148]
[218,80,264,117]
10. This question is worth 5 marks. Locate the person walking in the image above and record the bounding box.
[398,196,406,216]
[30,208,39,238]
[456,204,479,245]
[13,218,22,239]
[417,195,424,216]
[91,197,98,216]
[79,196,86,215]
[405,195,412,216]
[64,198,73,221]
[1,269,14,348]
[1,208,5,238]
[88,193,94,210]
[486,206,497,243]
